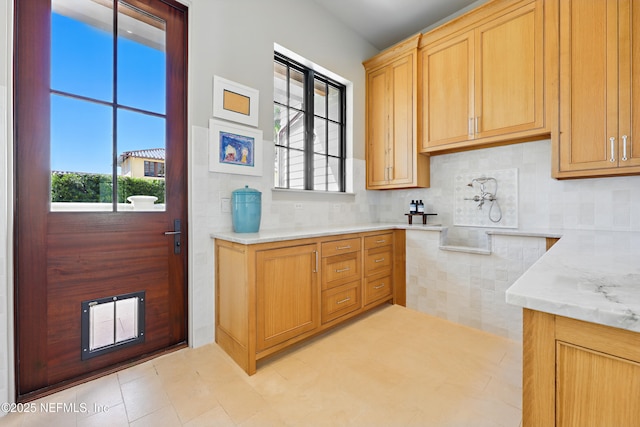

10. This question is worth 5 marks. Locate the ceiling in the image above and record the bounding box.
[311,0,487,50]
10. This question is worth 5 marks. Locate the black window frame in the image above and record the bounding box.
[274,52,347,192]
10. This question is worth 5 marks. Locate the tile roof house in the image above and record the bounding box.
[117,148,165,178]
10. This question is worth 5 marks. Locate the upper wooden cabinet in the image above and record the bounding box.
[419,0,547,153]
[555,0,640,178]
[364,35,430,189]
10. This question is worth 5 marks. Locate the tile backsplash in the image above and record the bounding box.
[374,139,640,236]
[453,168,518,229]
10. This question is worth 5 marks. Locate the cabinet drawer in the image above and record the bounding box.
[364,273,392,305]
[322,282,361,323]
[322,252,361,290]
[364,233,393,250]
[365,246,392,275]
[321,238,361,257]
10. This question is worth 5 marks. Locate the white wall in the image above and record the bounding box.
[0,0,12,410]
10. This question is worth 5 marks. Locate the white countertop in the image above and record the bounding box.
[506,230,640,333]
[210,223,445,245]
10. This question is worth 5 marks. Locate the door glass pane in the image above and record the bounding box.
[50,94,113,210]
[50,0,168,213]
[117,2,166,114]
[117,110,166,211]
[51,0,113,102]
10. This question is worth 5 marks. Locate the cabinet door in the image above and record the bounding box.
[256,244,319,352]
[366,67,390,188]
[557,342,640,427]
[559,0,618,172]
[618,0,640,168]
[476,2,543,138]
[421,31,474,148]
[388,54,415,185]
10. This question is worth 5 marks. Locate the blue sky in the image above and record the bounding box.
[50,12,166,174]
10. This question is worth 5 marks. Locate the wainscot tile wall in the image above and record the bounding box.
[405,230,546,341]
[373,138,640,341]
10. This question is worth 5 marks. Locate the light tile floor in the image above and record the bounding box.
[2,305,523,426]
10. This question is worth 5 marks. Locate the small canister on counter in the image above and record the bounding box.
[231,185,262,233]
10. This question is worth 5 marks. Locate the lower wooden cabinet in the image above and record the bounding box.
[256,244,319,352]
[523,309,640,426]
[215,229,406,375]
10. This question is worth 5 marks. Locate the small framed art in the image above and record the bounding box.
[208,118,263,176]
[213,75,259,127]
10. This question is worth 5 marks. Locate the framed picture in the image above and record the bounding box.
[208,119,263,176]
[213,75,259,127]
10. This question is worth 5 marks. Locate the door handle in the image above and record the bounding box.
[165,219,181,254]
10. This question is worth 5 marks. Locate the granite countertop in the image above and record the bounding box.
[210,223,445,245]
[506,230,640,333]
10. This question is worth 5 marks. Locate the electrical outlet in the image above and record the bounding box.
[294,203,303,210]
[221,198,231,213]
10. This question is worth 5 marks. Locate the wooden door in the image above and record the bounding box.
[256,244,319,352]
[388,54,415,185]
[618,0,640,168]
[420,31,474,148]
[476,2,543,138]
[559,0,619,172]
[366,66,390,188]
[14,0,188,400]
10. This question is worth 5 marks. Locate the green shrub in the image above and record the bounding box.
[51,172,165,204]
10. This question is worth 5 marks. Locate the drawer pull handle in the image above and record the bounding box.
[374,258,385,263]
[336,297,351,304]
[374,283,385,289]
[335,267,351,273]
[336,245,352,250]
[375,239,386,244]
[622,135,628,161]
